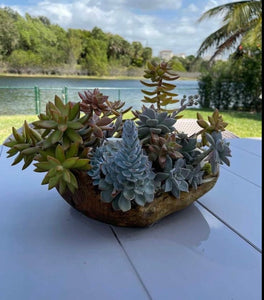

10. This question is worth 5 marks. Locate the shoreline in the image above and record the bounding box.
[0,72,199,81]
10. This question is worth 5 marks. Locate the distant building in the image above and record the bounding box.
[159,50,174,61]
[174,53,186,59]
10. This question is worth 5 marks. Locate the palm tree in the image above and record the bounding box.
[196,0,262,62]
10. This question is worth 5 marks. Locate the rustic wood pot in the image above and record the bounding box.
[58,171,219,227]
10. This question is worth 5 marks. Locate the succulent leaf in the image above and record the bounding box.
[136,107,176,143]
[205,132,232,175]
[197,109,229,146]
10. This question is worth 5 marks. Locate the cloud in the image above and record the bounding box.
[187,4,198,13]
[123,0,182,10]
[1,0,227,57]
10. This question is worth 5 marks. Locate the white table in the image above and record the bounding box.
[0,138,261,300]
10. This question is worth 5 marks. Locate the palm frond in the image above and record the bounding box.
[196,0,262,61]
[242,16,262,45]
[196,24,232,57]
[197,1,254,23]
[227,1,261,31]
[209,29,246,62]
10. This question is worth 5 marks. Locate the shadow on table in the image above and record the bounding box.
[105,204,210,248]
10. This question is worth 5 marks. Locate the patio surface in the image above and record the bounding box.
[175,118,239,139]
[0,138,261,300]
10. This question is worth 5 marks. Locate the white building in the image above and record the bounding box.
[174,53,186,59]
[159,50,174,61]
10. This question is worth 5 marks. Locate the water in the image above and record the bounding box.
[0,77,198,115]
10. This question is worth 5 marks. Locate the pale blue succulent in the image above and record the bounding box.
[176,133,201,164]
[89,120,155,212]
[163,158,190,198]
[88,141,121,185]
[136,107,176,144]
[155,158,190,198]
[186,164,204,190]
[205,131,232,174]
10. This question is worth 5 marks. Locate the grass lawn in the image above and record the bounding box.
[0,109,261,144]
[0,115,38,144]
[176,108,262,138]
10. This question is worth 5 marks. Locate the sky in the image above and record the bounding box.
[0,0,234,58]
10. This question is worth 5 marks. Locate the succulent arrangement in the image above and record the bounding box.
[4,61,232,218]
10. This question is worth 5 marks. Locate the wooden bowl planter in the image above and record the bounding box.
[58,171,219,227]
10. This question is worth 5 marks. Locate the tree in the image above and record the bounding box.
[169,56,186,72]
[142,47,152,65]
[198,48,262,112]
[0,8,20,57]
[91,27,108,41]
[79,36,108,75]
[67,29,83,66]
[7,49,41,70]
[131,41,144,67]
[196,0,262,62]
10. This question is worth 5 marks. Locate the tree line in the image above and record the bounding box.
[0,7,154,76]
[0,7,208,76]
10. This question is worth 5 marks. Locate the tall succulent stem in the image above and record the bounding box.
[193,146,213,166]
[157,78,162,111]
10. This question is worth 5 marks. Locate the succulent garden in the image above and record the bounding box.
[4,61,232,217]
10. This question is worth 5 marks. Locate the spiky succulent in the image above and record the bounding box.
[79,90,131,119]
[33,96,88,148]
[34,143,91,194]
[4,123,91,194]
[135,106,176,144]
[79,114,113,146]
[103,115,123,138]
[79,88,110,116]
[4,96,93,194]
[106,100,132,119]
[4,121,42,170]
[88,120,155,211]
[78,89,132,141]
[4,96,90,164]
[140,61,180,111]
[196,109,228,146]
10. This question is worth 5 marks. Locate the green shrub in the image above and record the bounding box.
[198,47,262,112]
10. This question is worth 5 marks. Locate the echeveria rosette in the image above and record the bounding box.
[79,88,110,116]
[176,133,201,164]
[155,158,190,198]
[205,131,232,175]
[186,164,204,190]
[136,107,176,144]
[88,120,155,212]
[146,133,183,169]
[164,158,190,198]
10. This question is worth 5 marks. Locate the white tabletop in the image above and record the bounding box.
[0,138,262,300]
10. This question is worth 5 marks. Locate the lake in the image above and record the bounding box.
[0,76,199,115]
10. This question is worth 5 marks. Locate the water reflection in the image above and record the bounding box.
[0,77,198,114]
[75,203,211,248]
[150,204,210,248]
